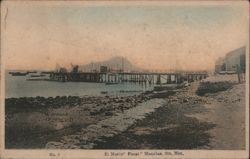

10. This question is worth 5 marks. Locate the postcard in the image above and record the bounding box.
[0,0,249,159]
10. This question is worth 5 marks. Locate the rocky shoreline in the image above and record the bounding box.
[45,98,166,149]
[5,91,174,149]
[6,92,156,114]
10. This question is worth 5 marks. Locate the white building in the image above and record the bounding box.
[215,47,246,74]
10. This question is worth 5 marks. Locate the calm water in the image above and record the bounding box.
[5,72,155,98]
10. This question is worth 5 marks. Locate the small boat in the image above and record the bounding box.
[9,72,15,75]
[105,82,119,85]
[153,84,178,91]
[11,72,28,76]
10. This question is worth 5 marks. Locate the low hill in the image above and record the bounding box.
[79,56,143,72]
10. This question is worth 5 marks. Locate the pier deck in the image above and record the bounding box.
[49,71,208,84]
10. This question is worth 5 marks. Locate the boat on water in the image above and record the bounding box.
[105,82,119,85]
[153,82,190,91]
[27,71,37,74]
[153,84,178,91]
[27,74,49,81]
[10,72,28,76]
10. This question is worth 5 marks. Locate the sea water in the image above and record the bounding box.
[5,72,154,98]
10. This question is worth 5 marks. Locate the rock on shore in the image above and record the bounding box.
[5,91,171,149]
[45,99,165,149]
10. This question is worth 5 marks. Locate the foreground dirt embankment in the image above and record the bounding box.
[196,83,245,149]
[6,91,173,149]
[95,75,245,149]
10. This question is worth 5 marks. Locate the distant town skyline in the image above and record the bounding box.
[2,1,249,71]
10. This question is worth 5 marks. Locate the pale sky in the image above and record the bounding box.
[1,1,249,71]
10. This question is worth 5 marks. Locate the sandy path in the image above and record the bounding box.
[95,80,246,150]
[176,76,245,149]
[192,84,245,149]
[168,79,245,149]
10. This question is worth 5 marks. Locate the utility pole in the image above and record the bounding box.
[236,64,241,83]
[122,57,124,82]
[91,62,93,72]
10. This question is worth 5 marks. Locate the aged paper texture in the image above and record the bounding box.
[0,0,249,159]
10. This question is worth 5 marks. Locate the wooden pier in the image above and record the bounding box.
[49,71,208,84]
